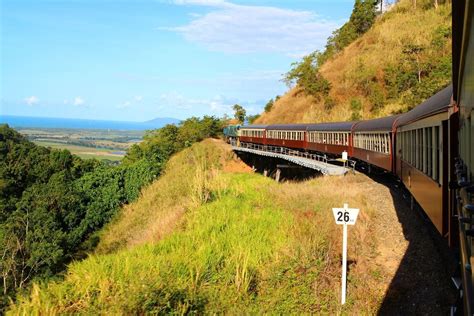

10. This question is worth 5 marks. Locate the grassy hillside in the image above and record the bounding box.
[96,138,234,253]
[6,139,455,314]
[257,0,451,124]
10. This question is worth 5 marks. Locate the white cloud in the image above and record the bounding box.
[173,0,227,6]
[158,92,241,115]
[163,1,341,56]
[73,97,85,106]
[24,96,39,106]
[116,96,144,109]
[117,101,132,109]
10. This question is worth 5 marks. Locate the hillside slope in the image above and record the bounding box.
[8,139,455,314]
[256,1,451,124]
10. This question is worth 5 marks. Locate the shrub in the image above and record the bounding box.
[324,97,336,112]
[264,99,274,113]
[369,84,385,113]
[284,52,331,97]
[350,98,363,121]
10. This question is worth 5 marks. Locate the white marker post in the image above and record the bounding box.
[342,150,348,170]
[332,203,359,305]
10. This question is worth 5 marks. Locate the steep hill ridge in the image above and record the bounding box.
[256,0,451,124]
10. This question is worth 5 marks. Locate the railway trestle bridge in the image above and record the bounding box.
[232,142,353,180]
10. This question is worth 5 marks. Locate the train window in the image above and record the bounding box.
[405,131,412,160]
[466,115,474,182]
[422,129,427,174]
[433,126,440,182]
[414,130,417,167]
[427,128,432,177]
[415,129,420,170]
[402,132,406,159]
[470,115,473,181]
[405,132,408,159]
[421,129,425,171]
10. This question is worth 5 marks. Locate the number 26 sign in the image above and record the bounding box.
[332,204,359,225]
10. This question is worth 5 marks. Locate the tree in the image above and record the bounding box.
[350,0,376,35]
[284,52,331,97]
[232,104,246,123]
[264,99,274,113]
[246,114,260,124]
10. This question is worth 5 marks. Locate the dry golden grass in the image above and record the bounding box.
[96,139,240,253]
[256,0,451,124]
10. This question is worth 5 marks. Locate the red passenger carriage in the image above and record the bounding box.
[351,115,401,172]
[395,85,452,235]
[306,122,356,156]
[265,124,308,150]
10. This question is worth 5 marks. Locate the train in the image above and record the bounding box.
[226,85,453,236]
[224,0,473,312]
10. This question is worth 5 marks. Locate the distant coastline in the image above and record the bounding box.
[0,115,180,131]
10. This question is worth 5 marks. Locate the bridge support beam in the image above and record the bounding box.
[275,168,281,182]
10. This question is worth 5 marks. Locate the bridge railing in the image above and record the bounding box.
[239,142,329,164]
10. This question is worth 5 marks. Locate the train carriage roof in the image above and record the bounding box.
[396,85,453,127]
[353,114,402,132]
[306,121,357,131]
[266,124,310,131]
[239,124,268,130]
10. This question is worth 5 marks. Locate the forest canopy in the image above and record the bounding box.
[0,116,223,309]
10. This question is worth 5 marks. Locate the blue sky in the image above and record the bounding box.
[1,0,353,121]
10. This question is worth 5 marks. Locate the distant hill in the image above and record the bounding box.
[256,0,452,124]
[0,115,180,130]
[144,117,181,127]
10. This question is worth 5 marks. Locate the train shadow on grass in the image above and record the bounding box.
[236,151,458,313]
[364,169,458,315]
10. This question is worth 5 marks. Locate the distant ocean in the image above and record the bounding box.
[0,115,180,131]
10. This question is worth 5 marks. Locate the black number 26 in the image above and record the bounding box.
[337,211,350,222]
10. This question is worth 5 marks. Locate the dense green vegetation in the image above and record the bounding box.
[0,116,223,310]
[0,125,156,309]
[9,143,392,314]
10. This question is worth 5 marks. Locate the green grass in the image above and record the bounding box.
[8,140,387,314]
[9,175,294,314]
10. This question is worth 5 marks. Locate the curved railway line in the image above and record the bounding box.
[224,2,473,313]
